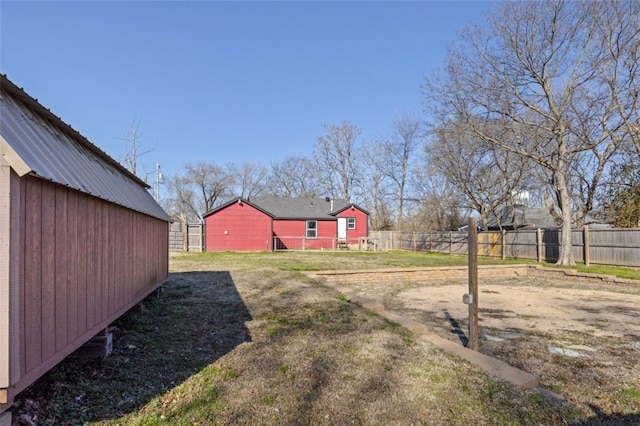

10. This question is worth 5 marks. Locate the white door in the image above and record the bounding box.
[337,218,347,241]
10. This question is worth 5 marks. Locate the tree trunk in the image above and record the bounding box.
[397,186,405,233]
[555,168,575,265]
[480,213,488,234]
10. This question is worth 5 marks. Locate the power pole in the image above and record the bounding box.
[154,162,163,202]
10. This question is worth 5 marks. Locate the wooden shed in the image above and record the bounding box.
[0,75,171,413]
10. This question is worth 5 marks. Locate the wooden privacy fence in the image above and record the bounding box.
[169,222,204,252]
[369,227,640,267]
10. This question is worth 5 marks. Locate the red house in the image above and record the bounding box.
[203,196,369,251]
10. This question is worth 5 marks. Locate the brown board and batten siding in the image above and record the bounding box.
[0,74,171,411]
[17,175,169,391]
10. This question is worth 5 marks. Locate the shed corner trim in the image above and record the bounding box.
[0,136,31,177]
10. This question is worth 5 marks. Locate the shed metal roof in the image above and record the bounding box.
[0,75,171,222]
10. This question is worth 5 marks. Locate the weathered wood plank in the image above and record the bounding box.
[76,193,88,336]
[108,206,116,316]
[101,202,110,319]
[54,186,68,352]
[127,211,134,298]
[85,196,96,328]
[0,162,11,388]
[24,178,42,373]
[113,207,122,309]
[40,181,56,361]
[66,189,78,342]
[93,199,103,325]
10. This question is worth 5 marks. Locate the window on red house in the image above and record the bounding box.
[306,220,317,238]
[347,217,356,229]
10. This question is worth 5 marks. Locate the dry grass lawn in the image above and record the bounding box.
[11,251,639,425]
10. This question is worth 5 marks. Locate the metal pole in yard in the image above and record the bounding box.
[467,218,479,350]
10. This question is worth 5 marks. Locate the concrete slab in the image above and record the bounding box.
[349,295,385,312]
[426,333,539,389]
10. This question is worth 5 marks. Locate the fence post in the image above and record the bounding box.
[536,228,543,262]
[467,218,479,351]
[501,229,506,260]
[583,225,590,266]
[449,231,453,255]
[429,232,432,252]
[182,222,188,252]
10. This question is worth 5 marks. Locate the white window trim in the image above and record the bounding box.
[347,217,356,229]
[306,220,318,239]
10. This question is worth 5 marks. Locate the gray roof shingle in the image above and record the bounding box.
[487,205,559,229]
[247,196,350,219]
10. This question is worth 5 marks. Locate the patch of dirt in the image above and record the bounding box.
[399,279,640,339]
[342,276,640,419]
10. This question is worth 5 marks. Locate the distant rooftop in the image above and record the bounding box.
[247,196,351,219]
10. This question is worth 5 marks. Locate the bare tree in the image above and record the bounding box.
[428,119,529,231]
[361,142,395,231]
[410,162,466,231]
[164,161,235,219]
[378,111,423,232]
[603,162,640,228]
[120,117,152,178]
[267,156,318,198]
[231,162,269,198]
[607,2,640,160]
[424,0,638,265]
[313,121,362,201]
[164,174,200,222]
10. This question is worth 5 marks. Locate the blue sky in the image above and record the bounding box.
[1,1,491,182]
